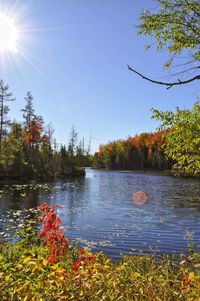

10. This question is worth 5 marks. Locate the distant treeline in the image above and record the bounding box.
[0,80,91,179]
[93,131,172,171]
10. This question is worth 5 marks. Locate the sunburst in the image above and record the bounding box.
[0,13,18,53]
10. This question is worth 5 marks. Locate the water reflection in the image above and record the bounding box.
[0,169,200,260]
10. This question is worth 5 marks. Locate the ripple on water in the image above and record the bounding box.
[0,169,200,260]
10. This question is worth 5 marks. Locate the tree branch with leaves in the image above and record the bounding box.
[152,101,200,175]
[129,0,200,88]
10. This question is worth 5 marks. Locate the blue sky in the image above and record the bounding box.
[0,0,199,153]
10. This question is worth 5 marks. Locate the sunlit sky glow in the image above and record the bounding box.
[0,13,18,52]
[0,0,199,153]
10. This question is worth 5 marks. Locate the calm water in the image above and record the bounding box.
[0,168,200,260]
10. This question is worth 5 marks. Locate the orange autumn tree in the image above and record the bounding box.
[22,92,50,148]
[22,116,50,148]
[93,131,171,170]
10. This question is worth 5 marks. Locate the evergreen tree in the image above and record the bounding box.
[0,80,15,155]
[68,126,78,157]
[3,122,26,177]
[21,91,35,145]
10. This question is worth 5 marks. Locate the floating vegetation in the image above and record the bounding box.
[0,207,39,240]
[75,237,115,249]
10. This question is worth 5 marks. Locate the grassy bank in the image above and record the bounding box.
[0,205,200,301]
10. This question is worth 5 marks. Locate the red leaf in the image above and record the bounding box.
[79,249,85,256]
[62,237,69,246]
[57,233,62,243]
[72,260,81,272]
[60,228,65,237]
[46,233,53,242]
[39,203,47,211]
[55,217,61,228]
[60,249,67,256]
[48,256,57,264]
[44,223,51,232]
[51,228,58,235]
[38,230,46,237]
[89,256,96,263]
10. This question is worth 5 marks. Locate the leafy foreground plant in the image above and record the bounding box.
[0,204,200,301]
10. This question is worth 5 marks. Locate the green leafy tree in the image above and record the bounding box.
[152,102,200,175]
[128,0,200,88]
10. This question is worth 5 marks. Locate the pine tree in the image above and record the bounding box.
[0,80,15,155]
[21,91,35,145]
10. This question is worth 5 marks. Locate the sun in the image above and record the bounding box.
[0,13,18,53]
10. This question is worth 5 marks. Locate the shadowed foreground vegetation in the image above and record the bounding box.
[0,204,200,301]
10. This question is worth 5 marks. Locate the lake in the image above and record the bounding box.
[0,168,200,260]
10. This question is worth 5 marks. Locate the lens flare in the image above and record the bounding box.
[0,13,18,52]
[133,191,148,206]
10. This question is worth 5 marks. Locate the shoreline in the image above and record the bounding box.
[91,168,200,179]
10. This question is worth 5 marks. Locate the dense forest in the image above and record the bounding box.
[93,131,172,171]
[0,80,91,179]
[93,101,200,177]
[1,80,199,178]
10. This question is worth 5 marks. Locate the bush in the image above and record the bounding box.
[0,204,200,300]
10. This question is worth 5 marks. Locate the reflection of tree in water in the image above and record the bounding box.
[166,181,200,212]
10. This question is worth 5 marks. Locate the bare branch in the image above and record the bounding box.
[127,65,200,89]
[170,65,200,77]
